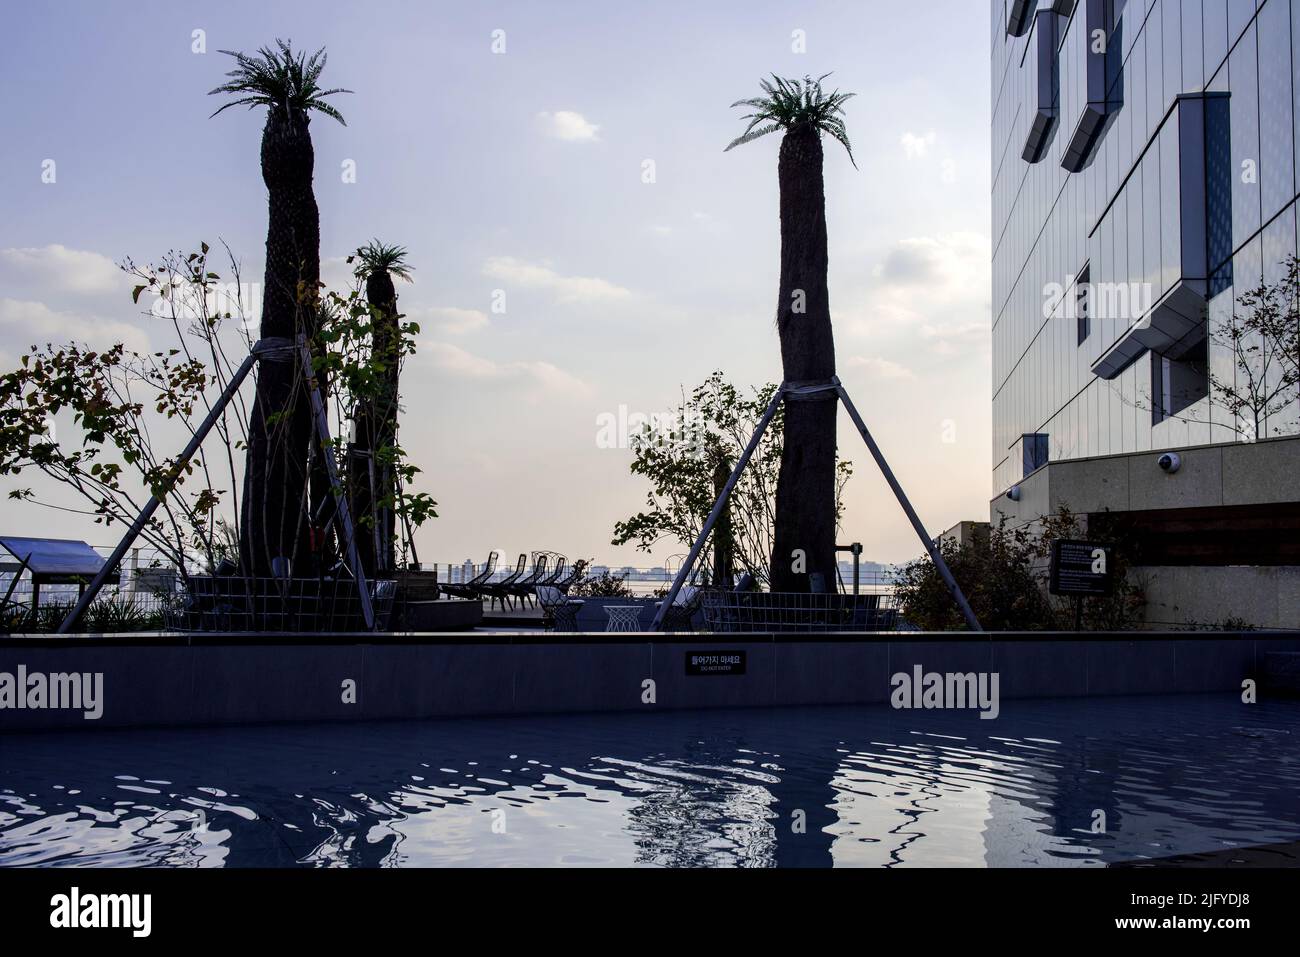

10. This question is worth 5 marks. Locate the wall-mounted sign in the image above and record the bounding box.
[1049,539,1113,596]
[685,651,746,676]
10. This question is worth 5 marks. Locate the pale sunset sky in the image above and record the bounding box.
[0,0,993,569]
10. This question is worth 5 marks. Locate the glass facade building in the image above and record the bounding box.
[990,0,1300,495]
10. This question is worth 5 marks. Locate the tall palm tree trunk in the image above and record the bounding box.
[769,123,838,593]
[240,108,322,577]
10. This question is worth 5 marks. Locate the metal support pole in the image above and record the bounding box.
[299,337,375,631]
[834,378,983,632]
[1,554,29,610]
[57,343,269,633]
[651,386,785,630]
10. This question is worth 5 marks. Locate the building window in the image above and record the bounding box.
[1006,0,1034,37]
[1075,263,1091,345]
[1151,339,1209,424]
[1022,8,1065,164]
[1062,0,1125,172]
[1021,433,1050,476]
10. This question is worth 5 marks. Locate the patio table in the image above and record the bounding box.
[604,605,644,632]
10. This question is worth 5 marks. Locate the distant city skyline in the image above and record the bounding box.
[0,0,993,568]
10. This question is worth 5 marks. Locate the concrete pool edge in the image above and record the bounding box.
[2,630,1298,731]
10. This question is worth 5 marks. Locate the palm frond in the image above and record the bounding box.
[724,124,782,152]
[209,38,352,125]
[724,72,857,164]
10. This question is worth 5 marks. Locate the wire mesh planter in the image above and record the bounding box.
[163,576,396,633]
[701,590,899,633]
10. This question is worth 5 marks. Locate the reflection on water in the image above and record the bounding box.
[2,694,1298,867]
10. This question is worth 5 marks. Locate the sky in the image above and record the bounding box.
[0,0,993,571]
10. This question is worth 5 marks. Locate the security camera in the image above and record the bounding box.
[1006,486,1022,501]
[1157,452,1181,474]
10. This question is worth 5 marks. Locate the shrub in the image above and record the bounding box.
[893,507,1145,631]
[570,571,635,598]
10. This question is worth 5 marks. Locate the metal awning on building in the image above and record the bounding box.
[0,536,115,583]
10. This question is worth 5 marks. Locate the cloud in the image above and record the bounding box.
[482,256,630,304]
[900,130,936,159]
[537,110,601,142]
[846,356,914,379]
[878,239,946,285]
[919,320,991,356]
[418,306,489,335]
[841,232,991,356]
[0,298,151,355]
[321,255,359,294]
[0,244,125,297]
[424,341,592,398]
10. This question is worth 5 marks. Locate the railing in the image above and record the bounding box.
[700,591,902,633]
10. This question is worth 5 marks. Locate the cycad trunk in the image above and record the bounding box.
[349,270,400,576]
[239,107,323,577]
[769,123,838,593]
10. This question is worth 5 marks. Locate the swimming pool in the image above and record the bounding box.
[2,694,1297,867]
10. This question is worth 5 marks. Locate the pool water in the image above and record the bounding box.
[2,694,1298,867]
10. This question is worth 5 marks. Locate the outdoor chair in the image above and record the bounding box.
[440,550,499,600]
[506,554,549,609]
[554,559,588,594]
[537,584,583,632]
[537,557,567,592]
[482,552,527,611]
[654,585,701,633]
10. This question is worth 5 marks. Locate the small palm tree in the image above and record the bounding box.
[354,241,413,284]
[350,241,413,575]
[210,40,351,577]
[726,74,855,593]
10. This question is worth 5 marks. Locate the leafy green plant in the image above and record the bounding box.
[612,371,851,586]
[893,507,1146,631]
[1,596,163,634]
[0,242,437,582]
[570,571,635,599]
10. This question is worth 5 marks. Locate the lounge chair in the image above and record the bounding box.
[537,585,583,632]
[506,554,549,609]
[440,550,499,600]
[481,552,527,611]
[538,557,567,591]
[554,559,588,594]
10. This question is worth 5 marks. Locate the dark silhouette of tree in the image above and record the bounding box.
[349,241,412,576]
[726,74,855,592]
[209,40,350,575]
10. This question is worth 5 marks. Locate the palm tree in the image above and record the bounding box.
[726,74,855,593]
[350,241,413,576]
[210,40,350,576]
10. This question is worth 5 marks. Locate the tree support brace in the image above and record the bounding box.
[649,376,983,632]
[57,337,376,633]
